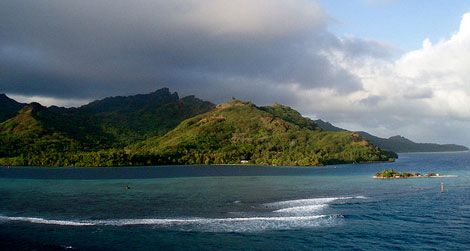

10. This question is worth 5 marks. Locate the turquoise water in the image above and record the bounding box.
[1,152,469,250]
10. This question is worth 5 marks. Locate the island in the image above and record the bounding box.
[0,89,397,167]
[374,169,441,179]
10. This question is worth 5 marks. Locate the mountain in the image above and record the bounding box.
[78,88,215,145]
[130,100,396,166]
[0,93,25,122]
[0,103,82,165]
[0,88,215,166]
[357,132,469,153]
[261,103,318,131]
[314,119,345,132]
[0,89,465,167]
[314,119,468,153]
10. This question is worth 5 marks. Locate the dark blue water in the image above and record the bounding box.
[1,152,469,250]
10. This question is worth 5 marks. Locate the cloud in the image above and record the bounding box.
[7,94,90,108]
[1,1,470,146]
[1,0,360,102]
[299,13,470,145]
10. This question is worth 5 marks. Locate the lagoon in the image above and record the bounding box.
[1,152,470,250]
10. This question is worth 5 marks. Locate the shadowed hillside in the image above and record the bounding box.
[0,94,25,123]
[0,89,215,166]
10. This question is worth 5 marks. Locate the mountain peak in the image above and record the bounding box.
[216,99,254,110]
[150,87,178,98]
[0,102,46,135]
[388,135,414,143]
[314,119,345,132]
[0,94,27,122]
[271,102,290,108]
[81,88,182,113]
[0,93,19,103]
[20,102,45,113]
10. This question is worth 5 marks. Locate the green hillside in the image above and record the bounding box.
[0,93,25,122]
[260,103,318,131]
[0,91,398,167]
[0,89,215,166]
[78,88,215,145]
[314,119,346,132]
[0,103,82,165]
[130,100,396,166]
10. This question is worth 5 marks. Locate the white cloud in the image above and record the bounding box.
[8,94,90,108]
[294,13,470,145]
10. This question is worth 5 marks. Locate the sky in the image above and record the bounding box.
[1,0,470,146]
[320,0,470,51]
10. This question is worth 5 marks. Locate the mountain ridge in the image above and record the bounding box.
[0,93,26,123]
[314,119,468,153]
[0,88,215,166]
[130,99,396,166]
[0,89,464,166]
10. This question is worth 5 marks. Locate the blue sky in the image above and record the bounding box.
[320,0,470,51]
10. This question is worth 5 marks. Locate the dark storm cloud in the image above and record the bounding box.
[0,0,374,102]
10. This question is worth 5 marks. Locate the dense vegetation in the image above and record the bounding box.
[375,169,407,178]
[2,89,465,167]
[0,89,214,166]
[79,88,215,145]
[0,104,83,165]
[315,119,468,153]
[374,169,439,179]
[0,93,397,167]
[129,100,396,166]
[260,103,318,131]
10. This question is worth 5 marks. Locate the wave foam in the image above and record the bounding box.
[432,175,458,178]
[265,196,366,216]
[0,216,94,226]
[274,204,327,213]
[0,196,363,232]
[0,214,343,232]
[265,196,365,208]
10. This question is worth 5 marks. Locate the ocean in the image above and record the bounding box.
[1,152,469,250]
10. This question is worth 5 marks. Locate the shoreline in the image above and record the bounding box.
[0,159,396,169]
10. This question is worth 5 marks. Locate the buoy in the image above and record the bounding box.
[440,182,444,193]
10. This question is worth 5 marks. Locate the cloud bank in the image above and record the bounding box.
[322,13,470,145]
[1,1,470,145]
[1,0,353,101]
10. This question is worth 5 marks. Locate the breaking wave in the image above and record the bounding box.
[0,216,94,226]
[273,204,327,214]
[0,196,364,232]
[0,215,343,232]
[265,196,366,212]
